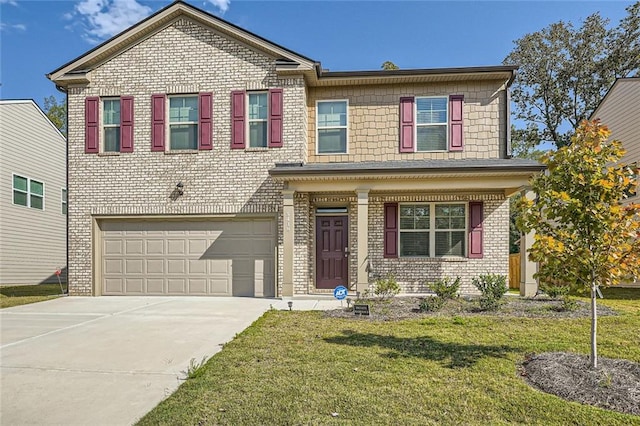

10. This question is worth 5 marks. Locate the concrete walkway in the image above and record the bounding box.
[0,296,343,425]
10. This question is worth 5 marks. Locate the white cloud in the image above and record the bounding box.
[0,22,26,32]
[73,0,153,42]
[0,0,18,6]
[206,0,230,13]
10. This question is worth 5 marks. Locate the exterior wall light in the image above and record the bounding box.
[176,182,184,196]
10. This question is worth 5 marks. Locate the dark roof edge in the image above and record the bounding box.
[48,0,320,78]
[269,164,546,177]
[317,65,518,81]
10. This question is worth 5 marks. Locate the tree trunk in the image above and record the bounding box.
[590,277,598,369]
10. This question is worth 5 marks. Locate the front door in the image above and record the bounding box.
[316,216,349,289]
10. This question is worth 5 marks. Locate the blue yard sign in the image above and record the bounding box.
[333,285,348,300]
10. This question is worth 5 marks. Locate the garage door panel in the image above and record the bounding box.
[102,219,274,296]
[146,240,164,255]
[146,259,164,274]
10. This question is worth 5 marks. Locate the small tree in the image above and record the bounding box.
[381,61,399,70]
[518,120,640,368]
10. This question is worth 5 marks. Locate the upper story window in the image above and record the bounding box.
[231,89,283,150]
[85,96,133,154]
[416,97,447,151]
[317,100,348,154]
[151,93,212,152]
[399,95,464,153]
[398,203,466,258]
[13,174,44,210]
[62,188,68,215]
[248,92,268,148]
[103,99,121,152]
[169,95,199,150]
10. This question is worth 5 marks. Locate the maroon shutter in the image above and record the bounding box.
[468,201,483,258]
[231,90,246,149]
[85,97,99,153]
[384,203,399,258]
[151,94,165,151]
[449,95,464,151]
[198,92,213,150]
[268,88,283,148]
[399,97,415,153]
[120,96,134,153]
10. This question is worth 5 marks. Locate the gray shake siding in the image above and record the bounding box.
[66,18,306,294]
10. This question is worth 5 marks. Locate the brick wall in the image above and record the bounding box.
[66,18,306,294]
[308,82,507,163]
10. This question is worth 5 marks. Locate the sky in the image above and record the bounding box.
[0,0,635,110]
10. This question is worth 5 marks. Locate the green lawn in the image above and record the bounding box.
[138,288,640,426]
[0,283,67,309]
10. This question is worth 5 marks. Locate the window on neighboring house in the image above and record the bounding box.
[317,100,348,154]
[103,98,120,152]
[62,188,67,215]
[169,95,198,150]
[399,203,466,257]
[416,97,447,151]
[13,174,44,210]
[248,92,268,148]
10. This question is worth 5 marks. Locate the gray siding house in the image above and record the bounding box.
[48,1,542,297]
[0,100,67,284]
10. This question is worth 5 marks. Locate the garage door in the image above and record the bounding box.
[100,218,275,297]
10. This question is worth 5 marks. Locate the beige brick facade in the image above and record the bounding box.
[53,3,525,297]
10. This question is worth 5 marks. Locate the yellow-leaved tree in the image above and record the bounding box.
[518,120,640,369]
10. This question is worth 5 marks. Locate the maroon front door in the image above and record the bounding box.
[316,216,349,289]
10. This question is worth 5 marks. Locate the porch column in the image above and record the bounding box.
[520,190,538,297]
[356,189,369,294]
[282,190,295,297]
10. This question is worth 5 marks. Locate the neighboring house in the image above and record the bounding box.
[0,100,67,285]
[47,0,543,297]
[591,77,640,205]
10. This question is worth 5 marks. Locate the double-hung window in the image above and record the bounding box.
[416,97,447,151]
[317,100,348,154]
[62,188,68,215]
[399,203,466,257]
[13,174,44,210]
[169,96,199,150]
[103,99,121,152]
[248,92,268,148]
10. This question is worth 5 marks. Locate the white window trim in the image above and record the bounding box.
[415,96,448,153]
[316,99,349,155]
[12,173,45,211]
[102,97,121,153]
[247,91,269,149]
[62,188,67,215]
[167,94,199,151]
[398,202,467,258]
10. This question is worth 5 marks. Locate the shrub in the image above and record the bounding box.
[429,277,461,300]
[540,283,571,300]
[419,296,445,312]
[371,274,400,300]
[473,274,508,311]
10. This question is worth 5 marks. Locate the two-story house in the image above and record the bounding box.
[0,100,67,285]
[48,0,543,297]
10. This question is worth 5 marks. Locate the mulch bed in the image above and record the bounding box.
[521,352,640,416]
[323,296,619,321]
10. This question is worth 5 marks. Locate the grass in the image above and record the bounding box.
[0,283,67,309]
[137,287,640,426]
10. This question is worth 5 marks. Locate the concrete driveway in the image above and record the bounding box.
[0,296,282,425]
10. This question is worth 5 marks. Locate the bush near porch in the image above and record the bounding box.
[137,287,640,426]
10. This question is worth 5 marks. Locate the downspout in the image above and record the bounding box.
[55,82,69,290]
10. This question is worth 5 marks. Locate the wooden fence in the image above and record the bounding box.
[509,253,521,289]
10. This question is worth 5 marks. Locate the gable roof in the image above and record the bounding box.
[0,99,66,140]
[47,0,318,85]
[48,0,517,88]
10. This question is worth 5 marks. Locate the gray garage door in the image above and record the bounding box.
[101,218,275,297]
